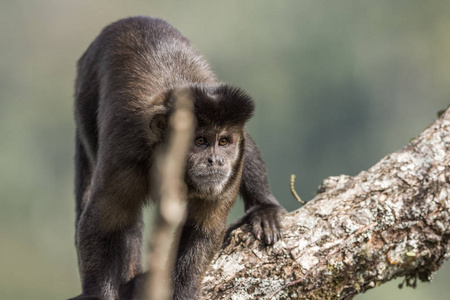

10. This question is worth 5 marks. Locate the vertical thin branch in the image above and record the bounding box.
[146,89,195,300]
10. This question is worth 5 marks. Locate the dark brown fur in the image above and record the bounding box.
[71,16,284,300]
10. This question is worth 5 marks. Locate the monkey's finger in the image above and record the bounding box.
[251,218,263,241]
[270,221,280,243]
[274,214,284,240]
[272,230,278,243]
[244,234,255,245]
[262,219,273,245]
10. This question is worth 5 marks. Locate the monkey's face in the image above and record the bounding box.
[186,127,242,196]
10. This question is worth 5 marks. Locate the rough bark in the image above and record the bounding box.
[201,107,450,300]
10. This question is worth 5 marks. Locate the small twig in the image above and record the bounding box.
[395,174,412,187]
[290,174,305,204]
[267,222,378,299]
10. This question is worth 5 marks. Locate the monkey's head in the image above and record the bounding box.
[184,85,255,197]
[148,85,254,197]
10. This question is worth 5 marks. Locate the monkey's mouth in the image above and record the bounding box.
[195,171,227,180]
[189,168,230,187]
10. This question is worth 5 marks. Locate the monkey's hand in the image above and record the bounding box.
[226,203,285,245]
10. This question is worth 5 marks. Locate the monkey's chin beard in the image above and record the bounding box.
[188,169,231,196]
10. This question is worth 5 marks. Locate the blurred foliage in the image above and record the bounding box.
[0,1,449,299]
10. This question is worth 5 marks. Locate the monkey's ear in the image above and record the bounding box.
[150,113,168,131]
[149,107,169,138]
[147,90,173,139]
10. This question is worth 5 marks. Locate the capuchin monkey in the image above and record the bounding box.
[71,16,285,300]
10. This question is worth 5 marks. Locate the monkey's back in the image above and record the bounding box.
[98,17,217,91]
[77,16,217,99]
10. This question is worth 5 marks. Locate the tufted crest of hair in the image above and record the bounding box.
[188,84,255,127]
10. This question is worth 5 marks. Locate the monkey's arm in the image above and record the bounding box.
[228,131,285,245]
[172,223,224,300]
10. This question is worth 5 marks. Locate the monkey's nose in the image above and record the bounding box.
[207,156,224,166]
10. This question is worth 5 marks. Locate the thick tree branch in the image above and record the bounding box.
[201,107,450,299]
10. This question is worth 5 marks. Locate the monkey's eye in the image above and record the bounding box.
[195,137,206,146]
[218,138,228,146]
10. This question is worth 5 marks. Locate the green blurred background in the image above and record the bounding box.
[1,1,449,299]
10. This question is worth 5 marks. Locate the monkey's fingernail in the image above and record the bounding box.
[265,233,272,245]
[273,234,278,243]
[256,232,261,240]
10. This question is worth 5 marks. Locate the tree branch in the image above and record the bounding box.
[201,107,450,299]
[146,90,194,300]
